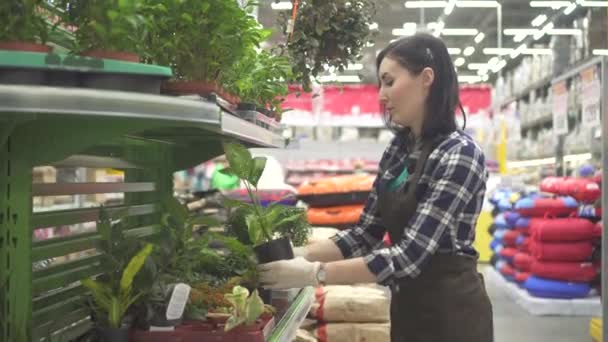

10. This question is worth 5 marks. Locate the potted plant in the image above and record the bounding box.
[82,243,154,342]
[223,286,273,332]
[221,141,303,263]
[146,0,268,102]
[0,0,50,52]
[53,0,148,62]
[276,0,378,91]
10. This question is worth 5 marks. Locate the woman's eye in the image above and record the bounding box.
[384,79,394,86]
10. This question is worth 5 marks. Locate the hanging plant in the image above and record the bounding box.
[276,0,378,91]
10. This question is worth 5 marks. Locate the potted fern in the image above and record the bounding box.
[0,0,50,53]
[221,141,303,263]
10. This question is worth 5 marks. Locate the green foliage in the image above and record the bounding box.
[82,244,154,329]
[276,0,378,91]
[224,286,265,332]
[144,0,267,82]
[222,141,307,247]
[53,0,149,53]
[0,0,49,43]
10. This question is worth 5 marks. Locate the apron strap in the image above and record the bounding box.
[403,141,435,198]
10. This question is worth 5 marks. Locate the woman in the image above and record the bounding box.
[258,33,493,342]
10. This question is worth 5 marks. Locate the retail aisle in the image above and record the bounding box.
[481,265,591,342]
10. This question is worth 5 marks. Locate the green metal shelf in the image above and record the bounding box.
[267,287,315,342]
[0,84,285,342]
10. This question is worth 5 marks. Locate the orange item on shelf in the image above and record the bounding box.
[298,174,375,196]
[307,205,364,226]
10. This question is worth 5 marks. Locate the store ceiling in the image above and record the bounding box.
[257,0,600,84]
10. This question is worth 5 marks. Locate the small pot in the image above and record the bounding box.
[97,326,129,342]
[237,102,256,111]
[254,237,294,264]
[0,41,52,53]
[80,50,140,63]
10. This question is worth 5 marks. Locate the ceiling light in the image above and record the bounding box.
[457,1,500,7]
[504,28,538,35]
[405,1,447,8]
[529,1,571,9]
[532,14,548,27]
[444,0,456,14]
[474,32,485,43]
[448,48,462,54]
[592,49,608,56]
[547,28,582,35]
[534,22,554,40]
[468,63,488,70]
[392,28,417,36]
[523,48,553,55]
[580,1,608,7]
[403,22,418,30]
[510,43,528,58]
[564,3,577,14]
[441,28,479,36]
[514,34,526,42]
[454,57,466,67]
[477,68,489,76]
[483,48,513,55]
[368,22,379,30]
[481,74,489,82]
[488,56,500,66]
[271,1,293,10]
[458,75,483,83]
[492,59,507,73]
[347,63,364,71]
[366,42,375,47]
[463,46,475,56]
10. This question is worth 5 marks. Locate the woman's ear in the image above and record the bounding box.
[421,67,435,88]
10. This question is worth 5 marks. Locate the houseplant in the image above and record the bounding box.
[0,0,50,52]
[221,141,303,263]
[54,0,149,62]
[276,0,378,91]
[147,0,269,101]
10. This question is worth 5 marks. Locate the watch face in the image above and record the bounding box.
[317,268,327,283]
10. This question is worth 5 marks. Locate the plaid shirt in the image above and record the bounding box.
[330,130,487,286]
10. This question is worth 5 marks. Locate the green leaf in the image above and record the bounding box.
[246,214,264,245]
[225,315,246,332]
[162,197,189,226]
[181,13,193,23]
[218,167,235,176]
[223,141,253,181]
[273,212,305,229]
[245,290,265,325]
[120,244,154,294]
[248,157,267,188]
[222,196,254,210]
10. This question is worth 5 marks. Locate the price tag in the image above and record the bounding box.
[580,66,601,128]
[552,81,569,135]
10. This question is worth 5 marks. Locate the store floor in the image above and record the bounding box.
[482,265,592,342]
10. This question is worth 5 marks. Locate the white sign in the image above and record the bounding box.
[580,66,601,128]
[552,81,569,135]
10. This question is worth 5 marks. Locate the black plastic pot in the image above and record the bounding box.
[237,102,256,111]
[254,237,294,264]
[97,326,129,342]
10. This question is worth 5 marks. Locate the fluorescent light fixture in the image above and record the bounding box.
[319,75,361,83]
[481,74,489,82]
[477,68,489,76]
[488,56,500,66]
[403,22,418,30]
[444,0,456,14]
[507,157,556,168]
[580,1,608,7]
[514,34,526,42]
[547,28,582,35]
[442,28,479,36]
[474,32,485,43]
[368,22,379,30]
[523,48,553,55]
[405,1,447,8]
[529,1,571,9]
[458,75,483,83]
[392,28,417,36]
[504,28,538,35]
[347,63,364,71]
[564,3,577,14]
[463,46,476,56]
[366,42,375,47]
[534,22,554,40]
[510,43,528,58]
[564,153,592,162]
[532,14,548,27]
[492,59,507,72]
[456,0,500,7]
[454,57,466,67]
[592,49,608,56]
[271,1,292,10]
[468,63,488,70]
[448,48,462,54]
[483,48,513,55]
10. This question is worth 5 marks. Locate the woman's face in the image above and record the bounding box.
[378,57,434,131]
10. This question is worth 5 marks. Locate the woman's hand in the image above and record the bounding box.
[258,257,321,289]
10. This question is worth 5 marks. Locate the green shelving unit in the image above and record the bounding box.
[0,84,286,341]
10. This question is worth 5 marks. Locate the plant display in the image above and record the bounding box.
[222,141,303,247]
[276,0,378,91]
[145,0,269,83]
[53,0,148,55]
[82,243,154,329]
[228,206,310,247]
[0,0,49,44]
[224,286,270,332]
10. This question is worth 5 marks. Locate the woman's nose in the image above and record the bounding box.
[378,88,388,105]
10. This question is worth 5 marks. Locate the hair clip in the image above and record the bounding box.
[425,47,434,61]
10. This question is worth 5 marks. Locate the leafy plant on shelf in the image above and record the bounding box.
[224,286,274,332]
[221,141,304,247]
[0,0,49,44]
[145,0,269,83]
[276,0,378,91]
[53,0,149,54]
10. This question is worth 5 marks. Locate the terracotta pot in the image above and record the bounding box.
[0,41,51,53]
[162,80,219,96]
[80,50,140,63]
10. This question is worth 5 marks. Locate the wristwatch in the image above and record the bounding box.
[316,262,327,286]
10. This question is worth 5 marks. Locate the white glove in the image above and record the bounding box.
[258,257,321,289]
[293,246,309,260]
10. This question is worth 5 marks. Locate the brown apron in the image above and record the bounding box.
[378,141,493,342]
